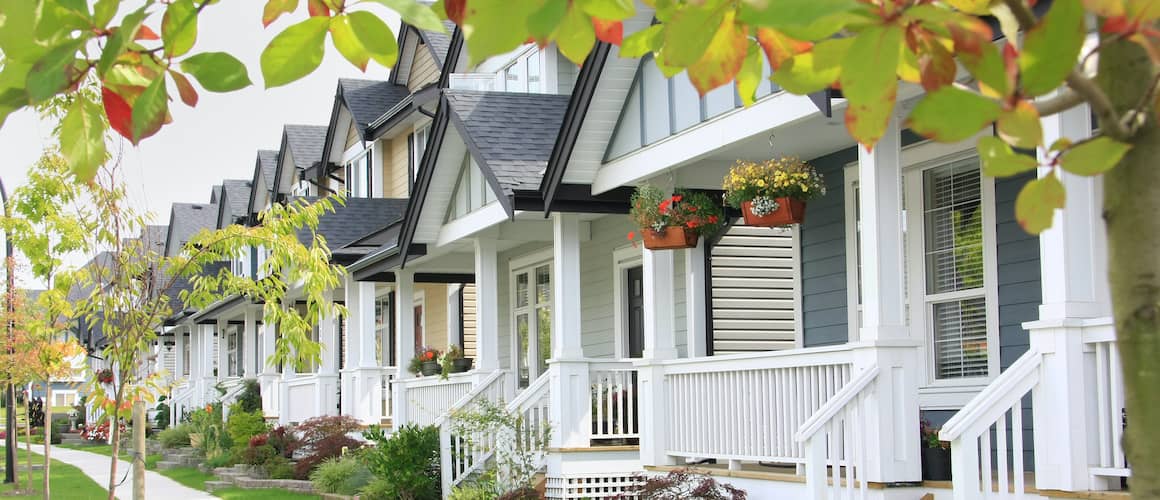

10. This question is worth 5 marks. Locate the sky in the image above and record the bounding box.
[0,3,402,287]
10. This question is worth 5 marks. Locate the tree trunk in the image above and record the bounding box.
[23,398,31,493]
[43,386,51,500]
[132,393,145,500]
[1098,39,1160,500]
[106,413,120,500]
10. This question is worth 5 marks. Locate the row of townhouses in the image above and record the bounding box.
[81,8,1127,500]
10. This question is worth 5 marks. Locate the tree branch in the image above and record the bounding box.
[1035,88,1085,116]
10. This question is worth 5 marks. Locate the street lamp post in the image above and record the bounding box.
[1,178,15,484]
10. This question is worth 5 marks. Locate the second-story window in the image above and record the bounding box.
[344,146,373,198]
[501,50,541,93]
[409,126,430,184]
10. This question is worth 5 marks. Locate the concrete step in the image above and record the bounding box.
[204,480,233,493]
[155,461,182,471]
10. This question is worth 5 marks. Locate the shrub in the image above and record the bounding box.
[621,468,747,500]
[225,404,268,454]
[293,434,362,480]
[157,423,192,448]
[296,415,361,445]
[266,425,301,458]
[154,399,171,430]
[361,425,440,500]
[449,480,502,500]
[242,443,277,466]
[358,478,395,500]
[205,453,236,469]
[497,487,540,500]
[291,415,364,479]
[264,455,296,479]
[310,454,372,495]
[49,421,62,444]
[236,379,262,414]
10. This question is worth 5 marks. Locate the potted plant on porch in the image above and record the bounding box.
[723,157,825,227]
[443,345,473,375]
[410,347,442,377]
[627,186,723,250]
[920,420,952,481]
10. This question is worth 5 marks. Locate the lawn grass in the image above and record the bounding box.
[214,487,320,499]
[158,466,212,491]
[0,449,106,499]
[55,443,162,470]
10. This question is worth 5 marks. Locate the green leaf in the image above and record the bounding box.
[162,0,199,58]
[1019,0,1084,97]
[364,0,447,32]
[130,76,167,143]
[261,16,330,88]
[59,97,108,181]
[840,24,903,148]
[556,4,596,65]
[0,61,31,127]
[93,0,118,27]
[576,0,635,20]
[978,136,1038,177]
[736,42,763,106]
[619,24,662,58]
[528,0,568,44]
[0,0,48,63]
[1059,136,1131,176]
[26,38,85,103]
[180,52,252,92]
[1015,173,1065,234]
[263,0,299,27]
[96,7,146,76]
[959,42,1008,99]
[347,11,399,68]
[459,0,538,66]
[661,2,725,68]
[738,0,861,40]
[996,100,1042,149]
[907,86,1000,143]
[330,16,369,71]
[769,37,851,94]
[687,10,749,95]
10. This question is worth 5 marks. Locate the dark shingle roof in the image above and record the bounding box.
[143,225,168,253]
[258,150,279,191]
[284,125,328,169]
[220,179,252,225]
[339,79,411,135]
[166,203,219,257]
[444,90,570,194]
[418,21,456,66]
[210,185,222,204]
[290,197,409,250]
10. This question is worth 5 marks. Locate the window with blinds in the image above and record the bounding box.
[922,159,988,379]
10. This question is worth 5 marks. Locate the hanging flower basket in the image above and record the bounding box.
[96,369,114,385]
[641,226,699,250]
[741,197,807,226]
[724,157,825,228]
[628,186,723,251]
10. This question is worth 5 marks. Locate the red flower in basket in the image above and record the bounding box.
[96,369,114,385]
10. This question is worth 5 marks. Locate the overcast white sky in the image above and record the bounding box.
[0,3,401,286]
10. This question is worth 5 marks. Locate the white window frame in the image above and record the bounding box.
[411,125,430,182]
[497,47,544,93]
[611,245,643,360]
[414,290,427,348]
[226,325,240,378]
[843,135,1000,408]
[342,143,374,198]
[374,286,393,367]
[508,248,554,387]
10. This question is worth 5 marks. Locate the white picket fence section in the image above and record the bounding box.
[660,346,854,463]
[438,370,509,492]
[1085,329,1129,480]
[401,372,477,427]
[380,368,395,423]
[796,366,878,500]
[941,350,1041,499]
[589,361,639,441]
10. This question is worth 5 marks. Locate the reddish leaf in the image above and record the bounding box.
[101,86,134,141]
[445,0,467,25]
[918,42,956,91]
[1003,43,1019,94]
[307,0,330,17]
[756,27,812,70]
[135,25,160,40]
[169,70,199,107]
[948,20,993,57]
[1101,15,1136,34]
[263,0,299,27]
[687,11,748,95]
[592,18,623,45]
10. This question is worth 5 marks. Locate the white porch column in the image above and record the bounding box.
[258,317,279,418]
[279,306,297,424]
[174,327,187,383]
[243,307,258,379]
[549,214,590,447]
[342,276,383,423]
[317,294,340,416]
[201,324,217,402]
[393,270,416,427]
[854,117,922,484]
[638,246,678,466]
[474,239,501,375]
[1027,102,1110,492]
[216,319,228,379]
[685,240,708,358]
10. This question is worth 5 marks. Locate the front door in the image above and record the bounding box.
[626,266,644,358]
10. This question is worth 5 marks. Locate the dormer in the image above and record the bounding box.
[449,43,578,95]
[271,124,327,200]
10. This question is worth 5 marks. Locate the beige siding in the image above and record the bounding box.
[461,285,477,358]
[382,133,411,198]
[408,46,440,91]
[344,121,360,149]
[417,283,448,350]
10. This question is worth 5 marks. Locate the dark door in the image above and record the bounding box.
[626,266,644,358]
[413,304,424,352]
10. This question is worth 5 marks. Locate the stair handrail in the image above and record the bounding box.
[795,365,878,500]
[940,350,1041,442]
[795,365,879,442]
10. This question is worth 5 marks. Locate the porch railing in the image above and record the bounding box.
[659,346,854,464]
[438,370,509,492]
[796,366,878,500]
[381,368,395,424]
[1084,328,1128,480]
[402,372,478,428]
[589,361,639,442]
[941,350,1041,499]
[285,375,320,424]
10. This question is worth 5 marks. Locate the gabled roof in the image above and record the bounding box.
[164,203,219,257]
[217,179,252,228]
[285,124,328,170]
[247,149,280,223]
[339,79,411,138]
[288,197,409,264]
[444,90,571,197]
[258,150,279,190]
[418,20,456,67]
[210,184,223,204]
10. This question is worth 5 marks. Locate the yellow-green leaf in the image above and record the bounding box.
[180,52,252,92]
[26,38,85,103]
[1059,136,1131,176]
[945,0,992,15]
[908,86,1000,143]
[162,0,198,58]
[1015,173,1065,234]
[557,4,596,65]
[261,16,330,88]
[528,0,568,45]
[978,136,1038,177]
[736,43,763,106]
[364,0,447,32]
[459,0,539,66]
[840,24,903,148]
[997,100,1042,149]
[661,2,725,68]
[959,42,1009,99]
[687,10,749,95]
[1020,0,1084,97]
[347,11,398,68]
[770,37,852,94]
[619,24,662,58]
[130,76,167,143]
[59,97,108,181]
[738,0,861,40]
[576,0,635,21]
[263,0,299,27]
[329,14,369,71]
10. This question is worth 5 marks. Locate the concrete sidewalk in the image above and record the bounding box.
[27,446,216,500]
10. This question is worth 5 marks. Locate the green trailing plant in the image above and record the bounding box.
[448,477,502,500]
[450,399,551,494]
[154,397,171,430]
[627,186,724,239]
[361,425,441,500]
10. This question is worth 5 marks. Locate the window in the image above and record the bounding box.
[409,126,429,183]
[182,332,190,376]
[501,50,541,93]
[511,260,551,389]
[374,290,394,366]
[448,156,498,219]
[226,326,240,377]
[344,147,373,198]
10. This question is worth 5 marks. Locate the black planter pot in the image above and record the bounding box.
[921,447,952,481]
[451,358,473,373]
[420,361,441,376]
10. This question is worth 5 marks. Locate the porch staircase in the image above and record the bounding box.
[207,464,315,493]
